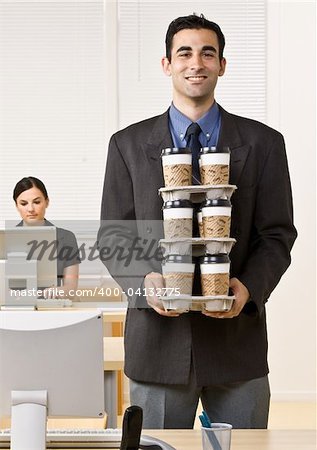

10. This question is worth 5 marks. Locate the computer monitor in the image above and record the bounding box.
[0,310,105,450]
[0,226,57,308]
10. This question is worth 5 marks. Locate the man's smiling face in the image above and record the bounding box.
[162,28,226,107]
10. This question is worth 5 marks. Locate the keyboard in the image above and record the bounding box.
[0,299,73,310]
[0,428,176,449]
[36,298,73,308]
[47,428,122,446]
[0,428,121,448]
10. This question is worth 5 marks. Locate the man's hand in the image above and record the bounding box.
[202,277,250,319]
[144,272,180,317]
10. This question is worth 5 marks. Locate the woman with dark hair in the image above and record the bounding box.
[13,176,81,298]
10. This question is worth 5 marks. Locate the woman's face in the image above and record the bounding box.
[15,186,49,225]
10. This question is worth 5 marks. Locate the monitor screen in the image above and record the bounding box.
[0,226,58,307]
[0,310,105,448]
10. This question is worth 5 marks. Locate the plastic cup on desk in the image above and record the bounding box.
[201,423,232,450]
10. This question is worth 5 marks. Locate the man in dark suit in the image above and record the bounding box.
[99,14,297,428]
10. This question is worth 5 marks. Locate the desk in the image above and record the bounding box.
[103,337,124,429]
[70,301,127,330]
[72,302,127,426]
[71,302,127,322]
[72,301,127,317]
[0,337,123,432]
[146,429,316,450]
[101,305,126,419]
[102,310,126,325]
[37,304,126,428]
[44,430,316,450]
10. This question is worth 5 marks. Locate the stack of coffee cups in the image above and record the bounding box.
[197,147,232,298]
[198,198,232,298]
[161,146,234,300]
[161,147,193,296]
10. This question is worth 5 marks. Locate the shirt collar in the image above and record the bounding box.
[17,218,51,227]
[169,101,220,144]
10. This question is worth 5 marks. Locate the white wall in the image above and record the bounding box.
[266,0,316,401]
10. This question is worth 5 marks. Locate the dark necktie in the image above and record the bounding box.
[185,122,202,184]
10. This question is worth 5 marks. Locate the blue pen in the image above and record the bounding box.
[202,410,212,427]
[199,411,222,450]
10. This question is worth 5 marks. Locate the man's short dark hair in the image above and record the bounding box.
[165,13,225,62]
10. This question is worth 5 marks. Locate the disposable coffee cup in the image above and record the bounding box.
[200,253,230,296]
[162,254,195,295]
[202,198,232,238]
[161,147,192,187]
[163,199,193,239]
[200,146,230,185]
[201,423,232,450]
[197,208,204,238]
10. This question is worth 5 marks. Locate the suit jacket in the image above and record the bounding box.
[99,105,297,386]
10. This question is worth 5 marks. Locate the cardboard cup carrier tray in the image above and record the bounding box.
[159,184,236,203]
[160,294,235,313]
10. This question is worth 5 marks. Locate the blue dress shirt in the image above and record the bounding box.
[168,102,221,148]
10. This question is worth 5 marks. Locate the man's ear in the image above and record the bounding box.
[161,56,172,76]
[219,57,226,77]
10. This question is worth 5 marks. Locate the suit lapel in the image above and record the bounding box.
[141,110,173,161]
[218,106,250,186]
[136,111,171,218]
[140,106,250,186]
